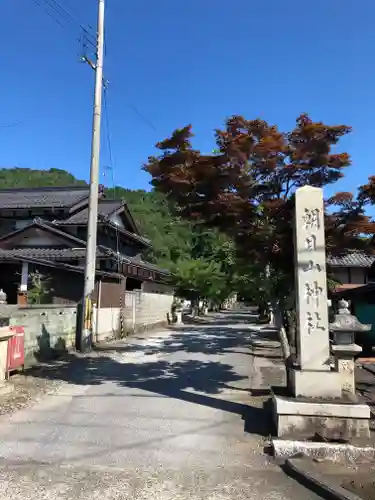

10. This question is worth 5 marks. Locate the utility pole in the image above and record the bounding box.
[80,0,105,352]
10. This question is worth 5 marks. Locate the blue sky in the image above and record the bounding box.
[1,0,374,196]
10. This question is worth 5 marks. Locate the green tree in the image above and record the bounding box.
[169,258,228,309]
[27,270,52,305]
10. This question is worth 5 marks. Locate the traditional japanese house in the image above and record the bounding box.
[0,186,169,306]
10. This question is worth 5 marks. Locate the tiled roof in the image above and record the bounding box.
[0,253,121,279]
[0,247,108,261]
[0,186,90,209]
[59,199,123,224]
[327,253,375,268]
[0,246,169,273]
[0,218,87,247]
[56,202,151,248]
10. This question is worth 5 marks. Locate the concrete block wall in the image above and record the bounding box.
[7,305,77,366]
[132,291,173,328]
[0,288,174,358]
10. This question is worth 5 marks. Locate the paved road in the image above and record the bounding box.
[0,311,320,499]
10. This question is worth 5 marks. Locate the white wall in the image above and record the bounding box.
[93,306,121,341]
[94,289,174,342]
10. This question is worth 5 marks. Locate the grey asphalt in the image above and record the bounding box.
[0,311,321,499]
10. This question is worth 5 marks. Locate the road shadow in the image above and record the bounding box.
[22,310,274,438]
[29,318,277,440]
[26,353,269,437]
[183,311,259,327]
[95,325,253,357]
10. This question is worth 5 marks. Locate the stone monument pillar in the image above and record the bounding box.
[294,186,329,370]
[272,186,371,443]
[291,185,341,398]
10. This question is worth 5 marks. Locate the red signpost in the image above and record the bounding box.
[7,326,25,376]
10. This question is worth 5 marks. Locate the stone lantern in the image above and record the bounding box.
[330,299,371,395]
[330,299,371,345]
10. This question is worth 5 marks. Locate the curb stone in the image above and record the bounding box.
[283,457,363,500]
[273,439,375,462]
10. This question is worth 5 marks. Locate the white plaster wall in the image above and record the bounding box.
[95,306,121,341]
[95,290,173,340]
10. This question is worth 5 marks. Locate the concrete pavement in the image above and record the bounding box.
[0,311,321,499]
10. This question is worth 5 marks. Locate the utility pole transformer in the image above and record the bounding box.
[80,0,105,352]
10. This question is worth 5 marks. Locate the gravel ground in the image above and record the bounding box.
[342,476,375,500]
[311,460,375,500]
[0,371,61,417]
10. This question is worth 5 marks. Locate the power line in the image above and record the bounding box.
[29,0,96,47]
[45,0,96,45]
[32,0,157,134]
[30,0,66,30]
[44,0,76,25]
[103,88,114,167]
[128,103,157,132]
[60,0,95,31]
[103,88,122,279]
[45,0,96,40]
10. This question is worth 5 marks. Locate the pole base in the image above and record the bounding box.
[80,329,93,353]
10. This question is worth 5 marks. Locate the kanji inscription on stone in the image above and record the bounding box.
[294,186,329,371]
[303,208,320,230]
[306,311,326,335]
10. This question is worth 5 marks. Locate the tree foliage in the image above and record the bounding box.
[0,167,85,188]
[27,270,53,305]
[144,114,375,306]
[170,258,225,303]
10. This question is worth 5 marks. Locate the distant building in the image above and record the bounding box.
[327,253,375,293]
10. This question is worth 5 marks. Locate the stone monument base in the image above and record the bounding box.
[272,394,371,441]
[290,367,342,399]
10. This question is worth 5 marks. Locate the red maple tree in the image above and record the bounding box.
[146,113,375,270]
[145,114,375,356]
